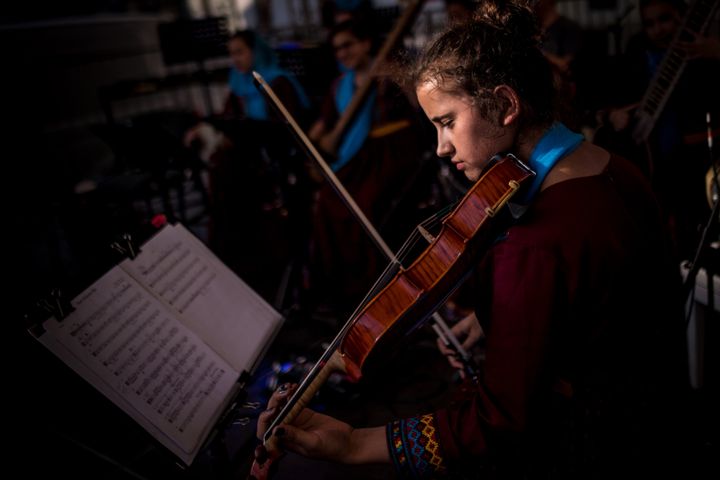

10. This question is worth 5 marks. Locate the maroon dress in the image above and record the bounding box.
[387,155,689,478]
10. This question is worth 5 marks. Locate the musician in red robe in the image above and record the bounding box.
[305,18,429,318]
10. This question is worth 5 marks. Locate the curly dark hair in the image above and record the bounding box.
[409,0,556,128]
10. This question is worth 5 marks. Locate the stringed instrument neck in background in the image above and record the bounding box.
[632,0,719,144]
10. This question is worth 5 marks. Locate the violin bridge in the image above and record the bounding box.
[417,225,435,244]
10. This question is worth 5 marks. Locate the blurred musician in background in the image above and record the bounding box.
[595,0,720,261]
[184,30,314,302]
[304,17,429,318]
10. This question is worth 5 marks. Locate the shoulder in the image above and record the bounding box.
[542,142,609,192]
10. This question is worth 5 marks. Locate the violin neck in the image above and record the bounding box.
[263,350,346,444]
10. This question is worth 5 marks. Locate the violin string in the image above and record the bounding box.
[323,203,461,361]
[395,213,438,261]
[395,202,458,263]
[333,205,460,344]
[267,161,524,440]
[305,206,458,368]
[267,211,456,440]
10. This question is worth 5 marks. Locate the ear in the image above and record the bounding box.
[493,85,521,127]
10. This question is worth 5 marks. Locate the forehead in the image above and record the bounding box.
[332,30,358,45]
[641,3,679,22]
[228,37,250,52]
[417,81,467,105]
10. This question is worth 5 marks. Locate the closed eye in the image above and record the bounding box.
[431,113,454,128]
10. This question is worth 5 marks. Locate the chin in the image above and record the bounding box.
[465,171,480,182]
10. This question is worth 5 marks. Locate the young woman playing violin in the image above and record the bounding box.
[254,1,691,478]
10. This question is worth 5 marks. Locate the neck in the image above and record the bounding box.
[514,124,547,161]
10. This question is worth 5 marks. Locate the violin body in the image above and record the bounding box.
[340,154,535,380]
[249,153,534,480]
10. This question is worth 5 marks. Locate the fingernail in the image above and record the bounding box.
[264,407,276,415]
[277,383,290,394]
[274,427,285,437]
[254,445,268,464]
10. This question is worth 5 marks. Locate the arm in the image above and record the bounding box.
[256,384,390,465]
[435,244,562,458]
[278,418,389,464]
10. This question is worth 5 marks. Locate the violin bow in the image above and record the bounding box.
[253,71,479,381]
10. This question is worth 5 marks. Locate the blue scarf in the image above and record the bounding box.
[333,70,377,171]
[229,66,309,121]
[516,122,584,205]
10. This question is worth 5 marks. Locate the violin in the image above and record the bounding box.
[249,151,535,479]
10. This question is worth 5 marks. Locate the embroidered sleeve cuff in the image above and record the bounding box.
[386,414,447,478]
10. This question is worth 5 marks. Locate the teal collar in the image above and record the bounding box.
[516,122,584,205]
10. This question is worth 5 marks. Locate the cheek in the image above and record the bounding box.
[459,128,484,161]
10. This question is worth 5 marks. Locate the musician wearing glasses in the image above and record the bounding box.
[305,18,428,318]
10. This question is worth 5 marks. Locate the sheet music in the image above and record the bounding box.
[41,267,240,460]
[120,224,283,374]
[32,223,283,464]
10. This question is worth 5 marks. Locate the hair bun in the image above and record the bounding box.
[473,0,540,46]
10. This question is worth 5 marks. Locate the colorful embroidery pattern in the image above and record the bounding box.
[387,414,446,478]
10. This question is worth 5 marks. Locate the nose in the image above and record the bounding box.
[436,133,453,158]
